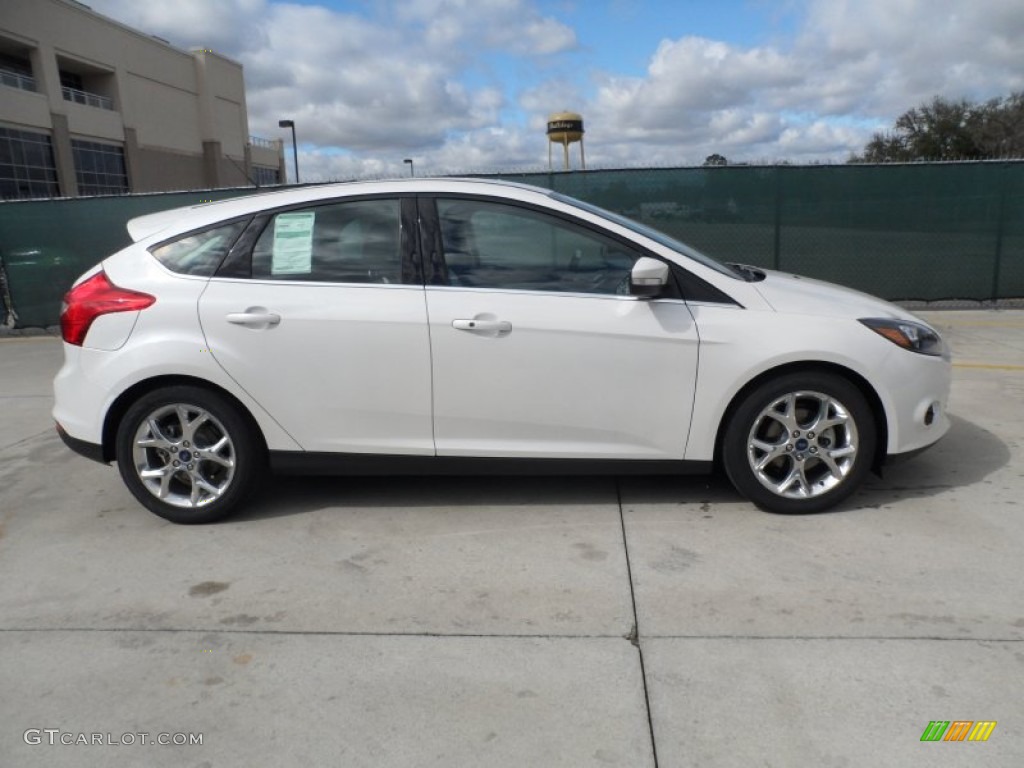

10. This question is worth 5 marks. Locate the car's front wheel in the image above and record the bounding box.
[115,386,263,524]
[722,372,877,514]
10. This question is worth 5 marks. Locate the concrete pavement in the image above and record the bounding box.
[1,311,1022,766]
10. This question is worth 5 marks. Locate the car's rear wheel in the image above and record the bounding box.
[722,372,877,514]
[115,386,263,524]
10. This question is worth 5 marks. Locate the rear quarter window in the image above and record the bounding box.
[150,221,247,276]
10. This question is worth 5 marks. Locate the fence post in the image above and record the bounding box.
[990,162,1008,301]
[0,255,17,328]
[773,166,783,270]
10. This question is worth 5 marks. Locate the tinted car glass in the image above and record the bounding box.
[251,199,402,284]
[551,192,739,279]
[437,198,642,295]
[150,221,247,276]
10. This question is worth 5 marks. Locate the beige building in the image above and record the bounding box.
[0,0,286,199]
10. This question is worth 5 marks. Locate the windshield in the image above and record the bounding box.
[551,192,739,279]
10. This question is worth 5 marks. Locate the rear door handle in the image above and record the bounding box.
[226,309,281,328]
[453,318,512,333]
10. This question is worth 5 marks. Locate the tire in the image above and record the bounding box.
[722,372,877,514]
[115,385,264,524]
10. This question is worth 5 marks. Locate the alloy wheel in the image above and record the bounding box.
[131,403,237,508]
[746,390,859,499]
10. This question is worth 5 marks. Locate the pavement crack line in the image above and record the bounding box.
[0,628,625,639]
[0,428,55,455]
[1,629,1018,644]
[640,633,1024,643]
[617,480,659,768]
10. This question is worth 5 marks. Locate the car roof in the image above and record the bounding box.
[126,177,557,243]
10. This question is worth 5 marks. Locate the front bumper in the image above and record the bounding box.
[885,436,945,465]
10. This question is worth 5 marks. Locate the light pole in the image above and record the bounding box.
[403,158,414,177]
[278,119,299,184]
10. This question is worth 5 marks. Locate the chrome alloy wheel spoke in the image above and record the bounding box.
[192,475,225,502]
[136,417,176,452]
[775,462,812,497]
[139,465,177,498]
[751,438,789,472]
[177,406,210,445]
[765,393,800,434]
[196,436,235,468]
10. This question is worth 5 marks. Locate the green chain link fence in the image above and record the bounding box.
[1,162,1022,329]
[0,187,256,329]
[490,162,1024,303]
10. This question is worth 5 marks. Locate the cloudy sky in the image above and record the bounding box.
[87,0,1024,180]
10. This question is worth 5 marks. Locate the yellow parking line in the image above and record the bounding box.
[943,321,1024,327]
[954,362,1024,371]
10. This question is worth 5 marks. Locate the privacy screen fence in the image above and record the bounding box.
[0,187,253,328]
[1,162,1022,328]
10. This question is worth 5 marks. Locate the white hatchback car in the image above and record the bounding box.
[54,179,951,523]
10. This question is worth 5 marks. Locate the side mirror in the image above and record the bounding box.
[629,257,669,298]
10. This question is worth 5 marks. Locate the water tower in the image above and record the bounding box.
[547,111,585,171]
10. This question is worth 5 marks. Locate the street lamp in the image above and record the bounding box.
[403,158,414,177]
[278,119,299,184]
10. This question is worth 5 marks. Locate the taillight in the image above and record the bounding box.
[60,271,155,346]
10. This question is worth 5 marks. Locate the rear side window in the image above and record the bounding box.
[251,199,402,284]
[150,221,247,277]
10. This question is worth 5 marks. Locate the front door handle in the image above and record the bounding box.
[453,318,512,334]
[226,309,281,328]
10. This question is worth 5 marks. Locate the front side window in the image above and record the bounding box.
[252,199,402,284]
[151,221,247,276]
[437,199,642,295]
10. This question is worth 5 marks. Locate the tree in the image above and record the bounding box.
[703,153,729,166]
[851,93,1024,162]
[973,92,1024,157]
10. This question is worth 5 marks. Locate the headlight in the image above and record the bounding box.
[859,318,945,356]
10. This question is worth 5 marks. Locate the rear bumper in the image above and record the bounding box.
[56,423,108,464]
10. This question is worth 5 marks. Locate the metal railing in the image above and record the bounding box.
[62,86,114,111]
[0,70,36,93]
[248,135,280,149]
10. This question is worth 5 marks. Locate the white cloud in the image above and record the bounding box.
[90,0,269,54]
[238,3,507,152]
[588,36,800,151]
[392,0,577,57]
[580,0,1024,165]
[88,0,569,164]
[797,0,1024,116]
[86,0,1024,175]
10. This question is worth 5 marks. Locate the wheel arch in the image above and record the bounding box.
[712,361,888,474]
[101,375,267,462]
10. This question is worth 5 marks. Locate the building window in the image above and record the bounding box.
[253,166,280,186]
[60,71,84,91]
[0,127,60,199]
[60,69,114,110]
[0,52,36,93]
[72,139,128,195]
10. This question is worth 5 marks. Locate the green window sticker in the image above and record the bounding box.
[271,212,316,275]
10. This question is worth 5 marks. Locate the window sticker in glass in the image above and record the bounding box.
[271,212,316,275]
